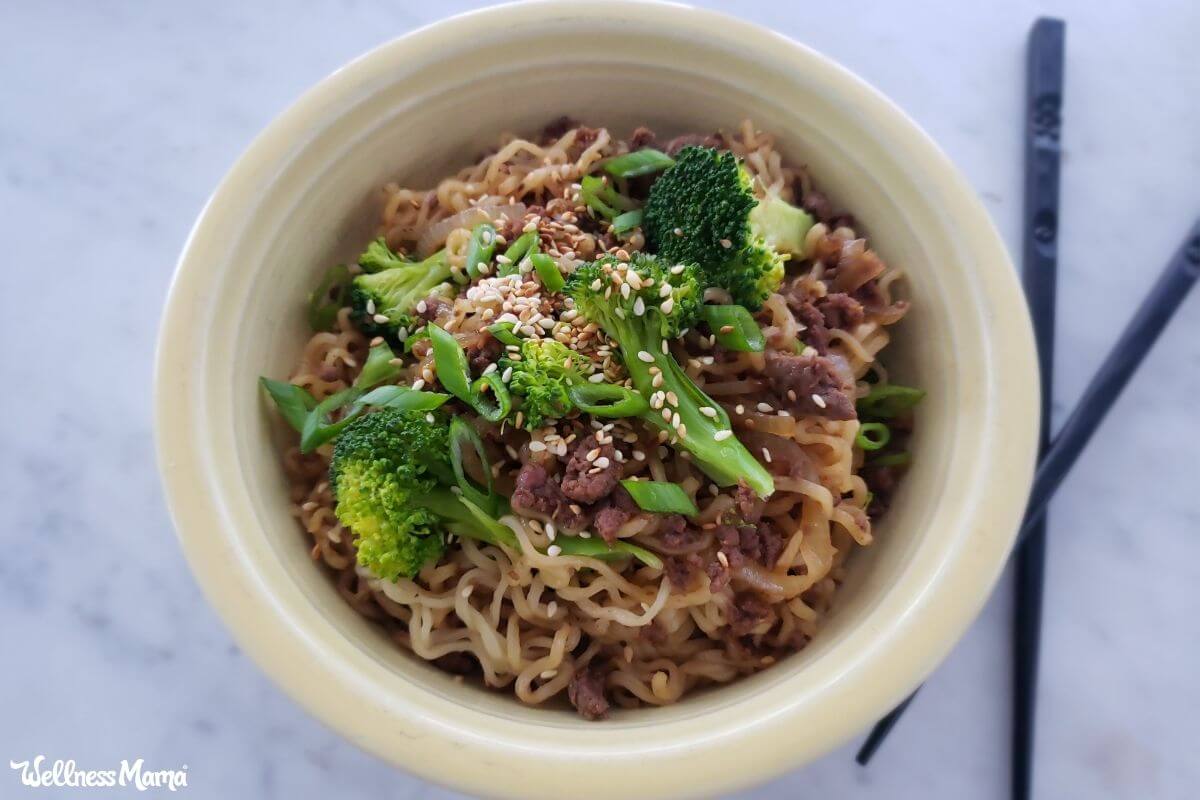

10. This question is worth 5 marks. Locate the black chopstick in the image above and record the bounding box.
[857,215,1200,766]
[1014,18,1064,800]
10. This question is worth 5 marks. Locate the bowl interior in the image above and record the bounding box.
[159,4,1035,796]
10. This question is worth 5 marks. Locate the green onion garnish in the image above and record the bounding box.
[568,383,649,418]
[298,386,364,453]
[855,422,891,451]
[486,321,522,346]
[464,222,497,279]
[868,452,912,468]
[259,378,317,432]
[700,304,765,352]
[580,174,638,219]
[529,253,565,292]
[857,384,926,418]
[612,209,643,235]
[353,341,403,389]
[449,417,499,515]
[619,479,699,516]
[307,264,352,332]
[428,324,472,403]
[552,536,663,569]
[356,385,450,412]
[470,373,512,423]
[499,230,538,276]
[603,149,675,178]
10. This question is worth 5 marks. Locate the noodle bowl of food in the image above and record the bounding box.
[155,2,1039,797]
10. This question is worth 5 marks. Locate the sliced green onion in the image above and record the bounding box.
[612,209,643,235]
[449,417,499,515]
[259,378,317,432]
[855,422,891,451]
[619,479,698,516]
[357,385,450,412]
[530,253,565,292]
[353,341,403,389]
[580,174,637,219]
[431,493,519,549]
[487,321,522,346]
[568,383,649,418]
[857,384,926,418]
[464,222,497,279]
[552,536,663,569]
[470,373,512,422]
[307,264,352,331]
[403,326,430,353]
[868,451,912,468]
[298,386,364,453]
[428,324,472,403]
[603,148,675,178]
[700,304,765,352]
[499,230,538,276]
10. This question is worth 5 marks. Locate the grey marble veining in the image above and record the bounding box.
[1,1,1196,798]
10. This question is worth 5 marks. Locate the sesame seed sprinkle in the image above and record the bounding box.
[714,429,733,441]
[637,350,655,363]
[812,393,827,409]
[700,406,717,418]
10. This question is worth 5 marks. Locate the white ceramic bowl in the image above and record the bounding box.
[155,2,1039,797]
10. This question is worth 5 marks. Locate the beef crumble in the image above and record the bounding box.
[561,433,621,504]
[763,350,856,420]
[567,666,611,720]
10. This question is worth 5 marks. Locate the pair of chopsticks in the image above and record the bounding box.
[856,16,1200,797]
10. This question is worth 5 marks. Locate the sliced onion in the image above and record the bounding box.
[415,203,527,258]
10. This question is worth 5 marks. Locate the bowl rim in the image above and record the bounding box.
[155,1,1039,796]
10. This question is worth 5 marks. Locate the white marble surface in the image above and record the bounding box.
[1,1,1197,797]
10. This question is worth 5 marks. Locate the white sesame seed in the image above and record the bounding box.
[666,391,679,406]
[365,299,376,314]
[530,440,547,452]
[633,297,646,316]
[588,373,606,383]
[671,412,681,428]
[586,447,601,461]
[547,545,562,557]
[700,406,718,418]
[677,423,687,438]
[717,551,730,567]
[673,227,684,236]
[661,297,675,314]
[594,456,611,468]
[495,254,512,265]
[412,379,425,391]
[547,600,558,615]
[719,238,732,248]
[652,372,664,388]
[661,408,673,422]
[620,283,631,299]
[483,363,498,376]
[632,450,646,461]
[425,413,436,423]
[373,313,389,324]
[501,366,513,383]
[661,340,670,355]
[762,447,772,463]
[545,522,556,541]
[735,404,745,415]
[670,264,686,275]
[757,402,773,413]
[714,430,734,441]
[637,350,655,363]
[812,393,827,409]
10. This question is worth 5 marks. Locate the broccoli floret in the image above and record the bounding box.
[579,174,638,221]
[643,146,814,309]
[349,239,455,342]
[566,254,775,497]
[500,338,586,429]
[330,408,499,580]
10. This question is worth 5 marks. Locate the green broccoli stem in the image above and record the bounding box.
[609,316,775,497]
[414,489,518,549]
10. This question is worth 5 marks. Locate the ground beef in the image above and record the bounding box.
[592,487,639,543]
[706,558,732,593]
[734,479,765,523]
[541,116,579,143]
[416,295,450,323]
[656,514,694,549]
[568,666,610,720]
[715,522,784,570]
[663,131,727,156]
[560,434,621,505]
[787,295,831,354]
[629,126,657,149]
[817,292,864,330]
[665,553,704,590]
[862,464,902,517]
[800,189,833,222]
[432,652,478,675]
[464,329,503,373]
[510,463,590,531]
[728,592,771,636]
[763,350,856,420]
